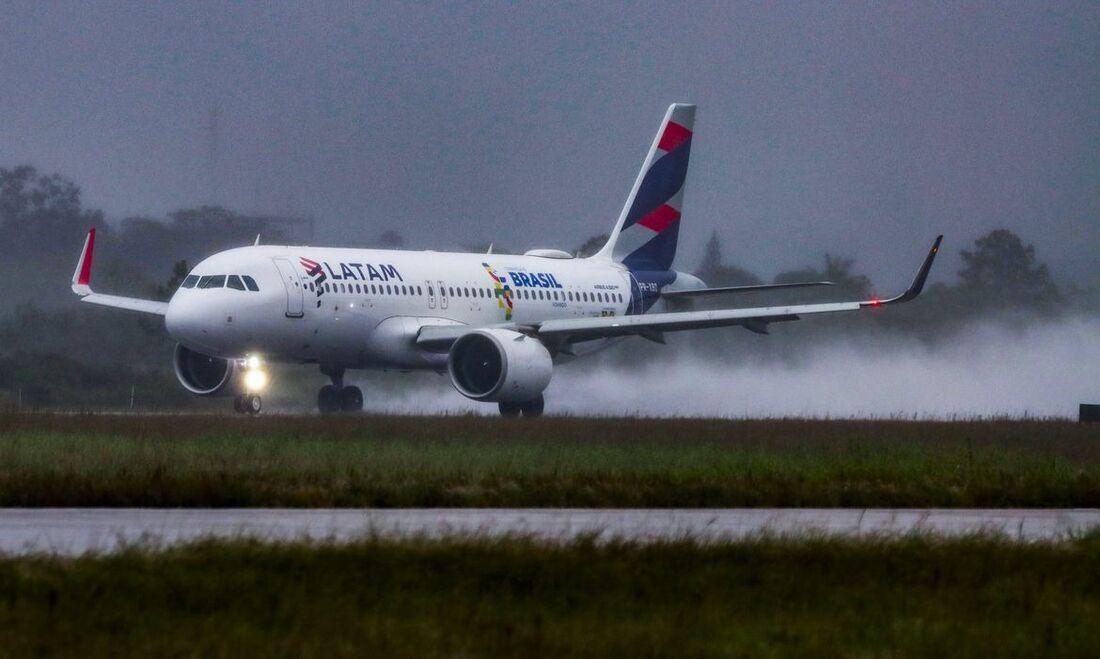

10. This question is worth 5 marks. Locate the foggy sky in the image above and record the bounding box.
[2,2,1097,288]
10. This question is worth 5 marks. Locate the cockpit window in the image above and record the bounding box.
[199,275,226,289]
[181,275,199,289]
[227,275,246,291]
[242,275,259,292]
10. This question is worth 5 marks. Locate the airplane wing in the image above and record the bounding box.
[415,236,942,349]
[71,228,170,316]
[538,236,942,343]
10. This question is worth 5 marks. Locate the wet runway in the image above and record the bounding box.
[0,509,1097,555]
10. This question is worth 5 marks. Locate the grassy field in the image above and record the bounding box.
[0,412,1097,507]
[0,533,1097,657]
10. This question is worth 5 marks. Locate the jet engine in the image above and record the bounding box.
[173,344,241,396]
[447,329,553,403]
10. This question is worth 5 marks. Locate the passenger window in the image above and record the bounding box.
[227,275,246,291]
[402,285,408,295]
[428,286,433,296]
[242,276,259,292]
[181,275,199,289]
[371,284,377,294]
[417,286,423,296]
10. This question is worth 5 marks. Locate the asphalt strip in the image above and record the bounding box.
[0,509,1097,555]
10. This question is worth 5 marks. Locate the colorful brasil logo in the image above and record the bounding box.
[482,262,514,321]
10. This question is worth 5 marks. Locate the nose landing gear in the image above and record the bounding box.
[317,365,364,414]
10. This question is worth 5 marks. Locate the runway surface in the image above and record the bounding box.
[0,509,1097,555]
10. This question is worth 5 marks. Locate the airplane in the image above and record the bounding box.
[70,103,942,416]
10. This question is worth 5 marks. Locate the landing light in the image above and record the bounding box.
[244,369,268,393]
[246,355,262,370]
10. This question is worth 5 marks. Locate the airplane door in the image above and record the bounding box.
[426,280,436,309]
[272,257,305,318]
[438,280,448,310]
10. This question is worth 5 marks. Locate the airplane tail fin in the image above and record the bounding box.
[591,103,695,272]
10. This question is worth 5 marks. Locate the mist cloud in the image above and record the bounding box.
[344,318,1100,419]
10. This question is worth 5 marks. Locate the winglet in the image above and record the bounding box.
[863,235,943,307]
[71,228,96,296]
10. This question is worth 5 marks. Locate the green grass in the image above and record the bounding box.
[1,533,1099,657]
[0,413,1098,507]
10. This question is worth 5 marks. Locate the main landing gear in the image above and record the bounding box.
[233,394,262,415]
[317,365,364,415]
[498,394,545,418]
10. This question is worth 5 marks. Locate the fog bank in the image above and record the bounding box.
[340,318,1099,419]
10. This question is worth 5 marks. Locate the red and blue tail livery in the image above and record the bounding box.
[597,103,695,273]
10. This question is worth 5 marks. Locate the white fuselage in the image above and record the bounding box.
[165,246,645,371]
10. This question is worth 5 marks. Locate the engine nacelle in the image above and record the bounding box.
[447,329,553,403]
[173,344,241,396]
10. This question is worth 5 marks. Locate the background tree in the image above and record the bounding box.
[695,231,762,286]
[376,229,406,249]
[956,229,1059,313]
[154,260,191,302]
[775,254,872,299]
[0,166,102,240]
[573,233,609,258]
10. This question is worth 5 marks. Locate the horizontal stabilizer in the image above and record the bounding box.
[662,281,834,298]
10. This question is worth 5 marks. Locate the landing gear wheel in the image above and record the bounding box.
[318,385,341,415]
[244,394,262,415]
[233,395,244,414]
[498,401,521,418]
[519,395,545,418]
[339,386,364,413]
